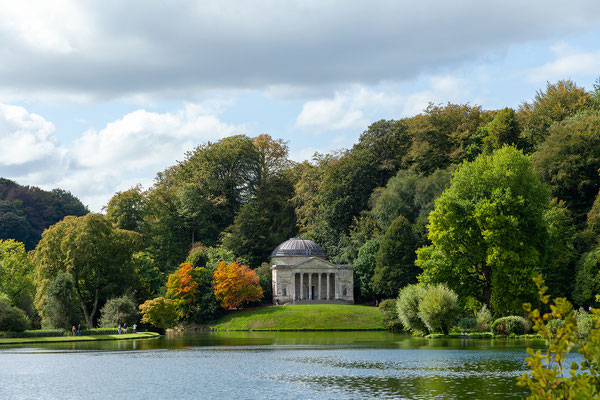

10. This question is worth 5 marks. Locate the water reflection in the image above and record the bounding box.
[0,331,544,399]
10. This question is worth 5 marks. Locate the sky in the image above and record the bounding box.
[1,0,600,212]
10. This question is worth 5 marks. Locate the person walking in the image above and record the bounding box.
[77,324,82,336]
[118,324,122,334]
[123,323,127,334]
[72,326,76,336]
[132,324,137,334]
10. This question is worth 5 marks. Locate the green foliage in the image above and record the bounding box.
[105,185,146,232]
[476,304,492,332]
[0,329,66,338]
[585,189,600,246]
[353,239,379,300]
[491,316,531,335]
[518,276,600,398]
[0,239,35,316]
[457,317,477,331]
[542,200,577,299]
[0,293,29,332]
[41,272,81,329]
[33,214,141,328]
[533,111,600,223]
[396,284,427,334]
[131,251,164,303]
[99,295,138,328]
[573,248,600,307]
[372,216,419,298]
[254,263,273,304]
[484,107,521,151]
[186,242,209,268]
[519,79,594,150]
[420,146,549,315]
[139,297,178,329]
[418,284,459,334]
[378,299,402,331]
[0,179,88,250]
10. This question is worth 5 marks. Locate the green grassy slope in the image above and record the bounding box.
[0,332,160,345]
[210,304,386,331]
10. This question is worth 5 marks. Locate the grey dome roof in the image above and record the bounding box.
[271,237,327,257]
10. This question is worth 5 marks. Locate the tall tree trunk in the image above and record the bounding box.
[75,285,99,328]
[482,262,492,307]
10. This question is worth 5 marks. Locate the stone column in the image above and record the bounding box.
[300,272,304,300]
[318,273,322,300]
[334,272,339,299]
[327,273,331,300]
[292,272,296,301]
[308,272,312,300]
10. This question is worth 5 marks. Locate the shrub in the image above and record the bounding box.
[418,284,459,334]
[0,293,30,332]
[457,317,477,331]
[396,285,427,334]
[139,297,178,329]
[546,318,564,336]
[491,316,531,335]
[574,307,595,339]
[379,299,402,331]
[99,295,138,328]
[476,304,492,332]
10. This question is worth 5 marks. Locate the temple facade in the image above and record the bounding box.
[271,237,354,305]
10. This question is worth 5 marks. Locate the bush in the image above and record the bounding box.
[457,317,477,331]
[491,316,531,335]
[0,293,30,332]
[546,318,564,336]
[418,284,459,334]
[574,307,595,339]
[379,299,402,331]
[476,304,492,332]
[396,285,427,334]
[99,295,138,328]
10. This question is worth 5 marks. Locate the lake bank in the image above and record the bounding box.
[209,304,386,331]
[0,331,160,345]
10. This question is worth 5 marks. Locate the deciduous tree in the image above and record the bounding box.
[213,261,263,309]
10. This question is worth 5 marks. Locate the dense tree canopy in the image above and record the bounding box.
[418,146,550,315]
[0,179,88,250]
[33,214,141,328]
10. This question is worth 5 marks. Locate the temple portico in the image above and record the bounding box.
[271,238,354,305]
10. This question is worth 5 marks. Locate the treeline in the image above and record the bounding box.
[2,78,600,331]
[0,179,88,250]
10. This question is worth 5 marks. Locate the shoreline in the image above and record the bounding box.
[0,332,160,345]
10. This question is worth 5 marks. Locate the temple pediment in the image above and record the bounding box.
[291,256,336,268]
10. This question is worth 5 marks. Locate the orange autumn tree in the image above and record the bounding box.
[213,261,263,309]
[166,262,200,318]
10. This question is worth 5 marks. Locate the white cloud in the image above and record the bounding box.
[401,76,468,116]
[296,86,400,131]
[0,104,66,166]
[528,43,600,82]
[0,102,245,212]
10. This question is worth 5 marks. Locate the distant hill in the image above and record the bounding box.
[0,178,89,250]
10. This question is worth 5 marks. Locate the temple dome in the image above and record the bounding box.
[271,237,327,257]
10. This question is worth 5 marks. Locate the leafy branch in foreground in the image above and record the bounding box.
[518,275,600,399]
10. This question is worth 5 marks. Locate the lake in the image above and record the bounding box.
[0,331,545,399]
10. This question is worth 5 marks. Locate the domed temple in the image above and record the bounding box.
[271,238,354,304]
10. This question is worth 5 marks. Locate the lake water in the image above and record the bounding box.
[0,331,546,399]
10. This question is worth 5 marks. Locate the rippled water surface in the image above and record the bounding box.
[0,331,545,399]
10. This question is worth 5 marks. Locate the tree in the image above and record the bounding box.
[99,294,138,327]
[254,262,273,304]
[353,239,379,300]
[542,200,577,299]
[0,293,29,332]
[105,185,146,232]
[396,284,427,334]
[0,239,35,316]
[418,146,550,315]
[519,79,594,150]
[371,216,419,298]
[533,111,600,224]
[33,214,141,328]
[483,108,521,151]
[418,284,459,334]
[139,297,178,329]
[573,248,600,307]
[213,261,263,309]
[41,272,80,329]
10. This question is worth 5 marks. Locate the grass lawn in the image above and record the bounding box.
[0,332,160,345]
[210,304,386,331]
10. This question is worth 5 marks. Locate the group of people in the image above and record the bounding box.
[118,323,137,334]
[71,324,82,336]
